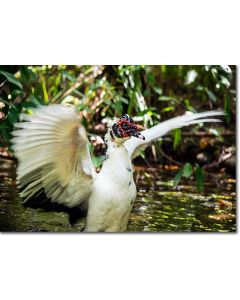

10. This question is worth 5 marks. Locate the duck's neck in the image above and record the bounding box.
[101,130,130,166]
[104,129,128,153]
[101,130,133,180]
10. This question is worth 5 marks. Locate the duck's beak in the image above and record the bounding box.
[131,130,145,140]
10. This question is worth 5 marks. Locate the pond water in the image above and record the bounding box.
[0,159,236,233]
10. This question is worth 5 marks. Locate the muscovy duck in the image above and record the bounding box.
[12,105,224,232]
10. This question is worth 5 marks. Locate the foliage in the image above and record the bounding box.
[0,65,236,190]
[173,162,204,192]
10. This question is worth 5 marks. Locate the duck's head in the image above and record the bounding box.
[109,114,145,144]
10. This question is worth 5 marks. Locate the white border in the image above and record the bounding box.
[0,1,239,300]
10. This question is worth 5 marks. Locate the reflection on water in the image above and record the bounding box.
[0,159,236,232]
[128,190,235,232]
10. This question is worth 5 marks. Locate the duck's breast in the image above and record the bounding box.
[85,165,136,232]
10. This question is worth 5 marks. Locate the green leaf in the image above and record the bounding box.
[41,76,49,103]
[161,106,174,113]
[120,96,129,104]
[0,123,10,129]
[0,99,17,110]
[22,95,41,109]
[92,155,105,169]
[11,89,24,98]
[195,164,204,192]
[153,86,163,95]
[209,128,220,136]
[182,163,193,178]
[224,95,230,124]
[20,66,35,82]
[206,89,217,103]
[185,69,198,85]
[0,71,23,89]
[174,168,183,186]
[183,99,197,112]
[1,128,11,143]
[220,75,230,88]
[220,65,231,74]
[158,96,173,101]
[139,150,146,159]
[173,128,182,150]
[8,106,19,123]
[113,101,123,115]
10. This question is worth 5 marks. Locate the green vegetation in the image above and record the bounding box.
[0,65,236,191]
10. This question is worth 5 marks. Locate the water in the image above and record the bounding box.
[0,159,236,232]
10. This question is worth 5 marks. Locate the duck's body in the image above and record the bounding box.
[12,104,224,232]
[86,140,136,232]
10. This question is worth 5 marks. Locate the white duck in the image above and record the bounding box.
[12,105,224,232]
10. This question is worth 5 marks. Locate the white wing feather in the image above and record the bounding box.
[124,111,225,159]
[12,105,96,208]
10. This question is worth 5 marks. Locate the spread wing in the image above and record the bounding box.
[124,111,225,159]
[12,104,96,208]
